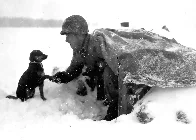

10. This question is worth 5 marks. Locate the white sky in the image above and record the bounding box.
[0,0,195,29]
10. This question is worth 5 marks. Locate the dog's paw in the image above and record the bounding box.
[41,96,47,101]
[44,75,53,80]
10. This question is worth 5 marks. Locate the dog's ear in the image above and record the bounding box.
[29,52,35,62]
[29,50,39,62]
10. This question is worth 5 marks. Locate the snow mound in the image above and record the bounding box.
[0,77,108,125]
[131,86,196,124]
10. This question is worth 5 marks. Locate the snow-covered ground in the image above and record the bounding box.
[0,25,196,140]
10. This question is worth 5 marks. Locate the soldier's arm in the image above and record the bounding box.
[52,54,84,84]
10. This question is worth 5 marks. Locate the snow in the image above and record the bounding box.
[0,25,196,140]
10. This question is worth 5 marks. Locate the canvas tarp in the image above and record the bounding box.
[93,28,196,88]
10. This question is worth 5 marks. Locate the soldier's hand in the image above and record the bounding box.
[52,72,63,83]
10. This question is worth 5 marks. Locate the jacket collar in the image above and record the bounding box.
[79,34,90,58]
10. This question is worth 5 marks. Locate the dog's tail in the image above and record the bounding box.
[6,95,18,100]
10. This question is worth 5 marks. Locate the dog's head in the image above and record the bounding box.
[29,50,48,62]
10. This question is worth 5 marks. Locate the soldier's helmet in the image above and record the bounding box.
[60,15,89,35]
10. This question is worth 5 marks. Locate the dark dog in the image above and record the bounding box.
[6,50,52,102]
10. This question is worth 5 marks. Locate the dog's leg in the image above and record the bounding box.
[39,83,46,101]
[28,89,35,99]
[25,88,34,100]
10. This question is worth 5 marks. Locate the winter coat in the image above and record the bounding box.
[53,34,106,84]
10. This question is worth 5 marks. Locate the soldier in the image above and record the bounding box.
[50,15,118,120]
[51,15,151,121]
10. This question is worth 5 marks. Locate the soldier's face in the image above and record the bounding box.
[65,33,80,50]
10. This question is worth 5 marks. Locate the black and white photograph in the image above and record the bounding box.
[0,0,196,139]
